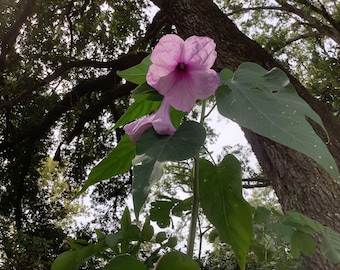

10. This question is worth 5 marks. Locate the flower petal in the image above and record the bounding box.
[188,69,220,99]
[150,34,184,68]
[148,69,177,95]
[123,101,177,143]
[152,101,176,135]
[146,64,174,89]
[161,76,197,112]
[146,34,219,113]
[148,66,197,111]
[183,36,217,69]
[124,115,154,144]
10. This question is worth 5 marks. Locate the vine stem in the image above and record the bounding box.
[187,101,206,257]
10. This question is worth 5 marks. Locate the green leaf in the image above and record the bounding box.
[253,206,271,224]
[154,251,200,270]
[121,207,132,231]
[51,240,107,270]
[172,197,193,216]
[149,197,192,228]
[105,232,123,247]
[103,254,147,270]
[132,121,206,216]
[51,251,79,270]
[291,231,316,258]
[216,63,340,182]
[114,92,185,130]
[269,223,295,244]
[219,68,233,83]
[208,229,219,243]
[133,159,165,218]
[263,233,276,252]
[135,121,206,162]
[95,229,105,240]
[199,155,252,270]
[67,239,90,250]
[169,107,187,129]
[150,200,176,228]
[116,55,151,84]
[141,218,154,241]
[165,237,178,248]
[76,135,135,197]
[131,243,141,256]
[249,240,268,262]
[114,99,161,128]
[155,232,167,243]
[321,227,340,264]
[284,211,323,234]
[131,82,162,99]
[123,225,141,241]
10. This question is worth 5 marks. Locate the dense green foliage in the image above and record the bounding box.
[0,0,151,267]
[1,0,340,269]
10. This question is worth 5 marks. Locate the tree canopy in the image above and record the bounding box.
[0,0,339,269]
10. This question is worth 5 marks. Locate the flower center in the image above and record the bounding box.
[176,62,186,71]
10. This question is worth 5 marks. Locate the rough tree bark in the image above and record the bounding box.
[151,0,340,268]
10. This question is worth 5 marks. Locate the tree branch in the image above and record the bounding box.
[130,9,171,51]
[0,52,148,149]
[242,177,271,188]
[272,31,322,53]
[65,1,74,57]
[0,51,149,110]
[225,5,286,17]
[295,0,340,33]
[274,0,340,44]
[53,81,137,161]
[223,2,340,45]
[0,0,35,75]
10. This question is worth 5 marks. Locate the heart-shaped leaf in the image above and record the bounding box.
[199,155,253,270]
[216,63,339,181]
[132,121,206,216]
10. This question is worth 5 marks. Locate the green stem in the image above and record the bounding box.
[187,155,200,257]
[187,101,206,257]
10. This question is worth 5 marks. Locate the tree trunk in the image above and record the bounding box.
[152,0,340,268]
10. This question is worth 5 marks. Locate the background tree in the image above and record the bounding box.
[1,0,339,269]
[0,0,151,268]
[0,157,83,269]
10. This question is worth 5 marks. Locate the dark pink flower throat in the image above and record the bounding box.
[176,62,186,71]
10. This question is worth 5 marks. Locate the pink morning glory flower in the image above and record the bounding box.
[124,100,176,144]
[146,34,220,112]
